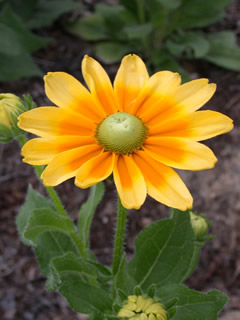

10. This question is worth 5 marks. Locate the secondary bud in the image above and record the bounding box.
[118,295,167,320]
[190,211,208,239]
[0,93,25,143]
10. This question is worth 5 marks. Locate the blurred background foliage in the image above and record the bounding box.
[0,0,81,81]
[0,0,240,82]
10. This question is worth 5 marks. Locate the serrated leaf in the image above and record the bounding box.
[16,185,55,245]
[78,183,105,247]
[66,14,108,41]
[156,284,228,320]
[173,0,232,29]
[95,42,130,64]
[128,211,194,290]
[24,208,76,243]
[47,252,98,291]
[59,275,113,315]
[166,32,210,58]
[35,231,78,275]
[204,31,240,71]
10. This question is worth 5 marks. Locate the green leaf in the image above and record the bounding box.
[35,231,78,275]
[27,0,82,29]
[173,0,232,29]
[156,0,182,9]
[95,42,131,64]
[58,276,113,315]
[156,284,228,319]
[0,52,42,81]
[95,4,126,37]
[128,211,194,290]
[78,183,105,247]
[166,32,210,58]
[0,4,49,52]
[123,23,152,40]
[66,14,108,41]
[23,207,76,243]
[204,31,240,71]
[16,185,55,245]
[47,252,98,291]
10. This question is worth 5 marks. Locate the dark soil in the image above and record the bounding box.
[1,1,240,319]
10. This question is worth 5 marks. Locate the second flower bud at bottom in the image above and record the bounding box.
[118,295,167,320]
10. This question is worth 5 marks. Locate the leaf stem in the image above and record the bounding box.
[112,197,128,275]
[17,135,68,217]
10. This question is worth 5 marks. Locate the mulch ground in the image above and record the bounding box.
[0,2,240,319]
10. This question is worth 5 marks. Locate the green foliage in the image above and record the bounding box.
[0,0,81,81]
[66,0,239,76]
[17,183,227,318]
[78,182,105,247]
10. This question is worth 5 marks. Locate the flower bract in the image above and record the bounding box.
[18,54,233,210]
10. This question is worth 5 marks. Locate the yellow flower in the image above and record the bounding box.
[18,54,233,210]
[118,295,167,320]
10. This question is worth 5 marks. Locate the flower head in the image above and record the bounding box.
[190,211,208,239]
[18,54,233,210]
[118,295,167,320]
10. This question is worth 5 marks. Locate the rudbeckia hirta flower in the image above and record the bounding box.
[18,54,233,210]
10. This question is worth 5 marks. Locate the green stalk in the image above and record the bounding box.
[17,135,67,217]
[112,196,128,275]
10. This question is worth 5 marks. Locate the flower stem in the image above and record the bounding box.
[17,135,68,217]
[112,197,128,275]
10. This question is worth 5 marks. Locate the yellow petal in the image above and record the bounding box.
[148,110,233,141]
[18,107,95,137]
[113,155,147,209]
[75,152,114,188]
[130,71,181,115]
[44,72,106,121]
[114,54,149,111]
[41,144,102,186]
[173,79,216,112]
[21,136,95,165]
[82,55,118,114]
[133,151,193,210]
[144,137,217,170]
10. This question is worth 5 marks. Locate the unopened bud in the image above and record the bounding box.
[190,211,208,239]
[0,93,25,143]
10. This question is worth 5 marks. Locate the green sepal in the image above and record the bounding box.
[127,210,194,290]
[156,284,228,319]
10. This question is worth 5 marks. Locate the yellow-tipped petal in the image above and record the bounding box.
[18,107,95,137]
[21,136,95,165]
[173,78,216,112]
[82,55,118,114]
[75,152,114,188]
[114,54,149,111]
[144,137,217,170]
[44,72,106,121]
[41,145,102,186]
[133,151,193,210]
[113,155,147,209]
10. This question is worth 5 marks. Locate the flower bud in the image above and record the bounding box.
[118,295,167,320]
[0,93,26,143]
[190,211,208,239]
